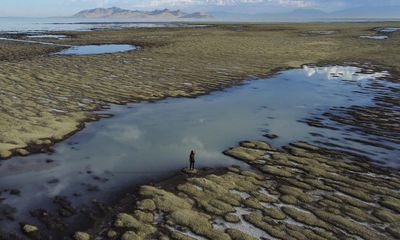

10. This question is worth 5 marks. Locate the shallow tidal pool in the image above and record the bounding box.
[0,65,399,234]
[55,44,138,55]
[360,35,388,40]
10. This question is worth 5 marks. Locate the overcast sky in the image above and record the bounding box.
[0,0,399,17]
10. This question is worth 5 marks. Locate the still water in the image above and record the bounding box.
[55,44,137,55]
[376,27,400,33]
[0,65,398,234]
[0,17,202,33]
[360,35,388,40]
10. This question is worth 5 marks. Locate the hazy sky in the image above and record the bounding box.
[0,0,399,17]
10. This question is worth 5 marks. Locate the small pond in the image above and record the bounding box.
[55,44,137,55]
[307,30,336,35]
[360,35,388,40]
[0,65,399,235]
[376,27,400,33]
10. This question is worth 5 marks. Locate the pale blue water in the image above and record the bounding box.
[360,35,388,40]
[55,44,137,55]
[377,27,400,33]
[360,26,400,40]
[1,17,398,34]
[0,17,201,33]
[0,66,398,236]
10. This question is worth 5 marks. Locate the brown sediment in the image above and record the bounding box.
[1,22,400,159]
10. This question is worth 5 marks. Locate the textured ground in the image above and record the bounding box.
[1,22,400,158]
[33,140,397,240]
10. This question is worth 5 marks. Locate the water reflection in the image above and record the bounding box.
[0,65,398,233]
[302,65,389,80]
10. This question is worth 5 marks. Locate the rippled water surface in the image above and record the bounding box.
[0,65,399,234]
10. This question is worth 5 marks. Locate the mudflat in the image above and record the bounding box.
[0,22,399,158]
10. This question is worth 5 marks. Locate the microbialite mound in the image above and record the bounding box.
[27,140,398,240]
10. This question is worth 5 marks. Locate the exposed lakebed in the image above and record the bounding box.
[27,34,68,39]
[0,65,399,236]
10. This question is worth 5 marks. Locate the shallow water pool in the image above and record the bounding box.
[55,44,137,55]
[0,65,399,235]
[376,27,400,33]
[308,30,336,35]
[360,35,388,40]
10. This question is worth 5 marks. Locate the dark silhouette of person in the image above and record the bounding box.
[189,150,196,170]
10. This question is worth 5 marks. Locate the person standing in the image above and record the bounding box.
[189,150,196,170]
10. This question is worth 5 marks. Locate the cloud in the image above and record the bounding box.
[272,0,315,8]
[100,125,142,144]
[139,0,315,7]
[68,0,111,7]
[61,0,400,14]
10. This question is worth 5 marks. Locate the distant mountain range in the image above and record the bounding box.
[212,6,400,20]
[72,5,400,20]
[72,7,212,19]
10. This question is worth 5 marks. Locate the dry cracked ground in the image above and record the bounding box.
[25,140,398,240]
[1,22,400,158]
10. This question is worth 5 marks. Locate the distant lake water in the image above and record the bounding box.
[1,17,400,33]
[0,17,202,33]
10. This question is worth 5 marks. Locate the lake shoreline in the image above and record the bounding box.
[1,22,400,239]
[40,140,400,240]
[1,22,400,159]
[1,60,396,161]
